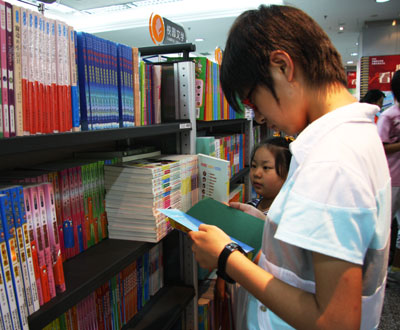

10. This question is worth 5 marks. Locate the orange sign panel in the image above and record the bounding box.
[149,13,165,45]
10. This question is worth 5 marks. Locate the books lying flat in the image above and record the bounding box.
[159,198,265,256]
[105,158,183,242]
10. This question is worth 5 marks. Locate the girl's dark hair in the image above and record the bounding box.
[391,70,400,102]
[251,137,292,179]
[360,89,385,104]
[220,5,347,113]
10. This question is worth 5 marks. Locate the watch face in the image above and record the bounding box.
[227,242,244,253]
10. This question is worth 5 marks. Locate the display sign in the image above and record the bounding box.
[368,55,400,91]
[215,47,223,65]
[347,71,356,89]
[149,13,186,45]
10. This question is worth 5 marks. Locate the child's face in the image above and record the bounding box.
[250,146,285,200]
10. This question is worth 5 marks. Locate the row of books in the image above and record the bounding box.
[43,244,163,330]
[1,159,108,262]
[76,32,141,130]
[0,183,67,330]
[198,279,217,330]
[196,133,246,178]
[192,57,245,121]
[6,3,79,137]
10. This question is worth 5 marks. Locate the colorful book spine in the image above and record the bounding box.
[12,5,23,137]
[22,187,43,308]
[37,185,56,299]
[42,183,65,293]
[16,187,39,314]
[0,195,15,330]
[28,186,50,305]
[5,2,14,137]
[0,192,29,329]
[5,186,33,316]
[0,2,9,138]
[20,7,29,135]
[68,26,80,132]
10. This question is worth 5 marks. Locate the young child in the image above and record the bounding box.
[189,4,391,329]
[248,136,292,215]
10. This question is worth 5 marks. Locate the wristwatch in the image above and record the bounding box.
[217,242,245,284]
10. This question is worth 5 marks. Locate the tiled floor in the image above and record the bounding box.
[379,281,400,329]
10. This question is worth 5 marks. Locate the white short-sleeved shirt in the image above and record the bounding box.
[251,102,391,330]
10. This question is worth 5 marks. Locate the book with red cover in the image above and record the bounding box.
[20,7,29,135]
[43,183,65,293]
[37,184,56,299]
[28,185,50,305]
[22,186,43,308]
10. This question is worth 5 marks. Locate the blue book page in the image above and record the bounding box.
[158,208,253,254]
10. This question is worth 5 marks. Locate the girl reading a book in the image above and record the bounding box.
[189,4,391,329]
[247,136,292,215]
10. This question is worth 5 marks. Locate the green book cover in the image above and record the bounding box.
[159,197,264,256]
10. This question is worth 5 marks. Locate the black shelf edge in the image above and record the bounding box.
[0,122,191,157]
[124,285,195,330]
[28,238,154,329]
[196,118,249,129]
[230,166,250,185]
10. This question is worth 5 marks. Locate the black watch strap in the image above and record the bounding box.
[216,242,245,284]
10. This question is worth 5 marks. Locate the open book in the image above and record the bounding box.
[158,198,265,256]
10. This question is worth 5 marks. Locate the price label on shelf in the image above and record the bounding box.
[179,123,192,129]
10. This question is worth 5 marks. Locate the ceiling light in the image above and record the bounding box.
[393,20,397,26]
[339,26,344,31]
[347,61,354,64]
[195,38,204,42]
[376,0,390,3]
[351,52,358,56]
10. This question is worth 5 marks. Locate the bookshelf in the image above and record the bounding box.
[0,12,254,325]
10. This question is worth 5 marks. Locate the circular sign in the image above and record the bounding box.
[215,47,223,65]
[149,13,165,45]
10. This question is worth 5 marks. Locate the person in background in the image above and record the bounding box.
[248,136,292,215]
[361,89,386,123]
[189,4,391,329]
[377,70,400,284]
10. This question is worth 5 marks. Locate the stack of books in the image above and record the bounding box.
[104,159,182,242]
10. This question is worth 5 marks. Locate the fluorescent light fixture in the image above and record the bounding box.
[376,0,390,3]
[347,61,354,64]
[195,38,205,42]
[350,52,358,56]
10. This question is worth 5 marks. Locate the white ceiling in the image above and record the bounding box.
[18,0,400,66]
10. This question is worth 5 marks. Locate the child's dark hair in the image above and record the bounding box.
[391,70,400,102]
[360,89,385,104]
[220,5,347,113]
[251,137,292,179]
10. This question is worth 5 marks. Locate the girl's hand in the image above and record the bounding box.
[188,224,231,269]
[230,202,266,221]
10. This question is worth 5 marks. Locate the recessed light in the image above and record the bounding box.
[339,26,344,31]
